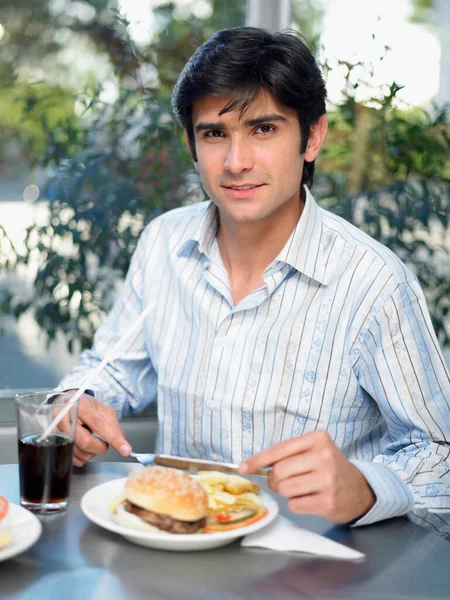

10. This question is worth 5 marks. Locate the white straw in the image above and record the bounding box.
[39,303,153,442]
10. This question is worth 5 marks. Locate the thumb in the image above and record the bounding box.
[102,422,132,456]
[87,417,132,457]
[77,395,133,456]
[115,433,133,457]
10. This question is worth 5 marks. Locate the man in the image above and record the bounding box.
[60,27,450,533]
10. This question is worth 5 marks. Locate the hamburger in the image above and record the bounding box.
[111,467,208,534]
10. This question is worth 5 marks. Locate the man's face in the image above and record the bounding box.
[191,91,319,225]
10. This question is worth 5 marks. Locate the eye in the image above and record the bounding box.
[255,124,275,135]
[204,130,224,138]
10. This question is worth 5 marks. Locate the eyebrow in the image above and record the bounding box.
[194,113,288,133]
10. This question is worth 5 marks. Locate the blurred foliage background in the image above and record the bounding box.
[0,0,449,355]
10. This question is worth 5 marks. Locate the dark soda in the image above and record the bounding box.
[18,433,74,504]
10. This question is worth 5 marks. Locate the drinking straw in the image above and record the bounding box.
[39,303,153,442]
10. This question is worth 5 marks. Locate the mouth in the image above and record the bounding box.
[221,183,265,198]
[222,184,263,190]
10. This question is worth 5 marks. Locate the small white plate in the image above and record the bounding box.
[0,502,42,562]
[81,476,279,552]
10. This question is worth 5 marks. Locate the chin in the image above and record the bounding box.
[215,201,273,223]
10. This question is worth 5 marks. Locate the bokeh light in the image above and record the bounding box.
[23,185,40,204]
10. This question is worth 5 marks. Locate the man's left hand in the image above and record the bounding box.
[239,430,375,524]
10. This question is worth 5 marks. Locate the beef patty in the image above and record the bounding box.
[124,501,206,534]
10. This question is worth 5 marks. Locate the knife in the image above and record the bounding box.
[81,425,271,477]
[129,452,271,477]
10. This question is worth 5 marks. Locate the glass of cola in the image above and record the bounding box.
[15,391,79,512]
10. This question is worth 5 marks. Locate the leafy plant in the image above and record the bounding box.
[0,0,244,351]
[316,60,450,345]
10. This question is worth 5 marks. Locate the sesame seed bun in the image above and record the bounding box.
[125,467,208,522]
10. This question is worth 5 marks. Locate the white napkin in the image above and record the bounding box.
[241,516,365,561]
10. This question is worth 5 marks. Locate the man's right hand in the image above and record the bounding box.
[65,392,132,466]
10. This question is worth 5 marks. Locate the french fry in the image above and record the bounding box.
[195,472,228,486]
[0,531,13,550]
[108,494,126,515]
[194,471,263,518]
[223,478,259,496]
[196,471,260,495]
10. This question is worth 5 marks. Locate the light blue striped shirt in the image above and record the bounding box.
[61,188,450,533]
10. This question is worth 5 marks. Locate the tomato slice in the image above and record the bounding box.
[216,513,233,522]
[0,497,8,520]
[203,507,268,533]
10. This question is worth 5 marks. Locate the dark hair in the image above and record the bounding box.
[172,26,327,190]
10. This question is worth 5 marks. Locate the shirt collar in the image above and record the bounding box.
[177,188,333,286]
[176,201,218,260]
[276,187,330,285]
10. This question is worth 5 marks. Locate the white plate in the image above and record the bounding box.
[0,502,42,562]
[81,476,279,552]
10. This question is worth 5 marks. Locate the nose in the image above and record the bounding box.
[223,136,253,174]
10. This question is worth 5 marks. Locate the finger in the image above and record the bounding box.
[77,397,132,456]
[73,455,86,467]
[276,473,325,499]
[73,446,96,467]
[269,452,321,486]
[287,493,324,516]
[268,471,278,492]
[240,430,331,474]
[289,492,347,521]
[73,446,97,465]
[74,423,109,456]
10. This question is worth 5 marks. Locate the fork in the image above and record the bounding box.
[129,452,158,467]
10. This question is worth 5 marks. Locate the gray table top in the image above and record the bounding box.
[0,462,449,600]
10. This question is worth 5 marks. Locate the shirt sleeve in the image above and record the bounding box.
[352,279,450,534]
[58,225,157,418]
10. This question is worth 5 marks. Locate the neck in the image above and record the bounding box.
[217,195,304,278]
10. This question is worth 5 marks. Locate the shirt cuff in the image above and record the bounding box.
[349,459,415,526]
[53,384,96,399]
[77,389,95,398]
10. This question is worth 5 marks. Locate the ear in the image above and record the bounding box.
[185,132,200,172]
[304,115,328,162]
